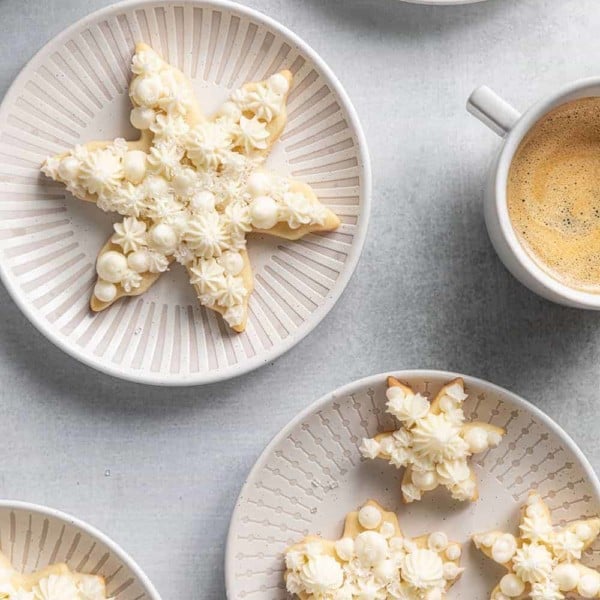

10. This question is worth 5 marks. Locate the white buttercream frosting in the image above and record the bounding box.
[475,492,600,600]
[285,503,461,600]
[111,217,147,253]
[41,44,335,327]
[361,379,504,503]
[0,553,112,600]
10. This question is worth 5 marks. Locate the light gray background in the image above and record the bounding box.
[0,0,599,598]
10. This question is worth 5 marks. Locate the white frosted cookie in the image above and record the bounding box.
[0,550,112,599]
[474,491,600,600]
[359,377,505,503]
[41,43,340,332]
[284,500,463,600]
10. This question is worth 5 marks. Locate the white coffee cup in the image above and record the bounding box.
[467,80,600,309]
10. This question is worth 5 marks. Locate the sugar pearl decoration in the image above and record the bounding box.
[412,470,438,491]
[132,75,162,105]
[218,251,244,276]
[354,531,387,567]
[464,427,489,453]
[268,73,290,95]
[58,156,80,180]
[127,250,150,273]
[150,223,177,253]
[499,573,525,597]
[246,172,270,197]
[445,544,461,561]
[130,106,155,130]
[93,279,117,302]
[123,150,147,184]
[96,251,128,283]
[579,572,600,598]
[334,538,354,562]
[358,505,382,530]
[190,191,215,213]
[491,534,517,564]
[427,532,448,552]
[553,563,579,591]
[250,196,279,229]
[172,169,196,196]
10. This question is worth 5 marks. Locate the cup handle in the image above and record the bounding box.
[467,86,521,137]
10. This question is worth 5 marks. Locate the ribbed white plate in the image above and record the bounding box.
[0,501,161,600]
[226,370,600,599]
[0,0,370,385]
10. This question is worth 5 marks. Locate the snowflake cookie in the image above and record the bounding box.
[359,377,505,503]
[41,43,340,332]
[473,491,600,600]
[0,550,112,600]
[284,500,463,600]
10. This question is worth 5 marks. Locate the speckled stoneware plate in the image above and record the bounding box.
[225,370,600,599]
[0,0,370,385]
[0,500,161,600]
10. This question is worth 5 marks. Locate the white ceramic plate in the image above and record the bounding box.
[400,0,486,5]
[0,0,370,385]
[0,500,161,600]
[225,370,600,599]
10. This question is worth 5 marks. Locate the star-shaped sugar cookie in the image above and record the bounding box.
[359,377,505,503]
[284,500,463,600]
[41,43,340,332]
[473,491,600,600]
[0,550,111,600]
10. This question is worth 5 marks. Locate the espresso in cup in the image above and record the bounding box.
[507,97,600,293]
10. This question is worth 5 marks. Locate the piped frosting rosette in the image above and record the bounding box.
[284,500,463,600]
[360,377,505,503]
[42,43,340,332]
[474,491,600,600]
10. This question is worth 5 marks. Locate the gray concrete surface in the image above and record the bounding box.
[1,0,599,598]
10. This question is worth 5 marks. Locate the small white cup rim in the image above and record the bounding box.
[494,76,600,307]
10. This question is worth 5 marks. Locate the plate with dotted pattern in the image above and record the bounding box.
[225,370,600,599]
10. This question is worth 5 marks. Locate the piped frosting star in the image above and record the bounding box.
[0,551,112,600]
[284,500,463,600]
[41,43,340,332]
[473,491,600,600]
[359,377,505,503]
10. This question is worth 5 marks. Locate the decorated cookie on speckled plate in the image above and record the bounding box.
[284,500,463,599]
[42,43,340,332]
[474,491,600,600]
[360,377,505,503]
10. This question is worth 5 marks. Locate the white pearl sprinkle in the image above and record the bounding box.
[93,279,117,302]
[357,505,382,530]
[130,106,155,130]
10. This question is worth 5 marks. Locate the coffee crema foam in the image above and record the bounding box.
[507,96,600,293]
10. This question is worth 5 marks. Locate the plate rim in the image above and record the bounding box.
[0,0,372,387]
[224,368,600,598]
[398,0,487,5]
[0,498,162,600]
